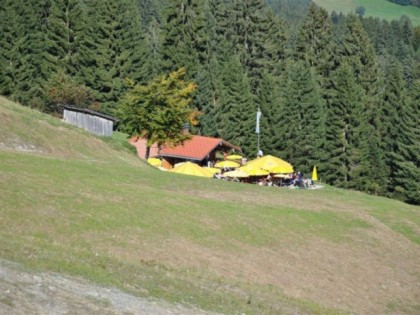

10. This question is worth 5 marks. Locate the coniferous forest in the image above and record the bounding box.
[0,0,419,204]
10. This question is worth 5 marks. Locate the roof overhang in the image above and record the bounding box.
[62,105,119,123]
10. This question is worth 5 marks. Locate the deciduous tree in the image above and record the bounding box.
[118,68,199,159]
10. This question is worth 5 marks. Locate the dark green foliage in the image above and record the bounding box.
[216,55,255,157]
[294,4,334,74]
[276,60,326,173]
[257,71,282,157]
[72,0,146,115]
[0,0,23,98]
[266,0,310,25]
[45,0,84,75]
[385,71,420,203]
[387,0,420,8]
[1,1,56,108]
[43,72,95,113]
[137,0,164,27]
[324,62,364,187]
[161,0,207,78]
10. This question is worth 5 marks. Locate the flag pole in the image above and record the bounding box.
[256,108,261,156]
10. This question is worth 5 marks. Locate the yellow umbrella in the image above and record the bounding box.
[214,160,240,168]
[170,162,214,178]
[312,166,318,181]
[224,169,249,178]
[246,155,294,174]
[147,157,162,167]
[239,165,269,176]
[226,154,243,160]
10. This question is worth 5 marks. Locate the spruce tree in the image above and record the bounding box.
[277,60,325,173]
[340,15,387,193]
[74,0,146,114]
[161,0,206,79]
[227,0,275,96]
[294,3,334,76]
[12,1,55,108]
[389,76,420,204]
[324,62,364,187]
[217,55,255,156]
[45,0,85,75]
[257,71,282,157]
[0,0,24,99]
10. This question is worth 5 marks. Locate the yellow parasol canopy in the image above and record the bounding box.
[224,169,249,178]
[312,166,318,181]
[246,155,293,174]
[147,157,162,167]
[239,165,269,176]
[170,162,214,178]
[226,154,243,160]
[214,160,240,168]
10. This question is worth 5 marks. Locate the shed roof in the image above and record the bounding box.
[62,105,119,123]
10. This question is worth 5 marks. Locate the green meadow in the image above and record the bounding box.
[1,97,419,314]
[313,0,420,25]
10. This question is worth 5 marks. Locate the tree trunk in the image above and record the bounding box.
[145,145,151,160]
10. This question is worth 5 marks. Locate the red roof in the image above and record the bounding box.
[130,135,240,161]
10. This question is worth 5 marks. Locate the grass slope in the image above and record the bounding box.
[1,97,419,314]
[313,0,420,26]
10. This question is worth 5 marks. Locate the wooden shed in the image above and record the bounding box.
[62,106,118,137]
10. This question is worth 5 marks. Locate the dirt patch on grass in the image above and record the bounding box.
[0,259,220,315]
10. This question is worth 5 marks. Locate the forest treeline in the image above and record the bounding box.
[0,0,419,204]
[387,0,420,8]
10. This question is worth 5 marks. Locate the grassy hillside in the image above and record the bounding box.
[313,0,420,26]
[1,97,419,314]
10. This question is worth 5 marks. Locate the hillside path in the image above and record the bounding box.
[0,259,220,315]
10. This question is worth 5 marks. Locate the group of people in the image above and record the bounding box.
[255,172,315,188]
[288,172,315,189]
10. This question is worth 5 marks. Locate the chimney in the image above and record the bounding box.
[182,123,190,135]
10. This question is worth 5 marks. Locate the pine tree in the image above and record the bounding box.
[277,60,325,173]
[45,0,85,75]
[0,0,24,99]
[227,0,275,96]
[217,55,255,156]
[161,0,206,79]
[11,0,55,108]
[139,17,163,83]
[324,62,364,187]
[263,10,288,77]
[389,75,420,204]
[294,3,334,76]
[257,71,282,157]
[340,15,387,193]
[74,0,146,114]
[137,0,164,27]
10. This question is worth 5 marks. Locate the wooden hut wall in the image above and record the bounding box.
[63,109,113,137]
